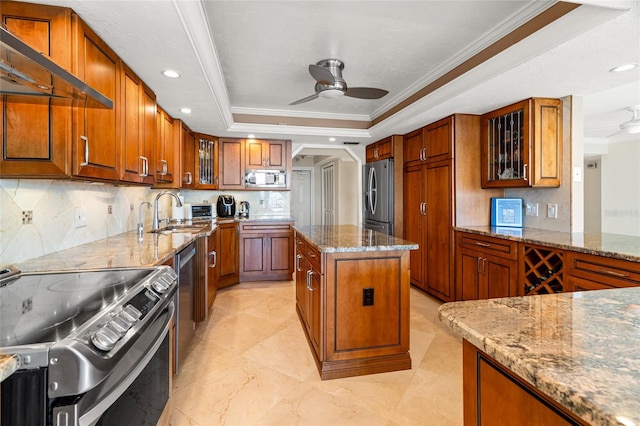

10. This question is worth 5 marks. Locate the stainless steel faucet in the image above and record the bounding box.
[137,201,152,237]
[153,191,182,230]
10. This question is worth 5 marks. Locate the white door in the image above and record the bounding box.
[291,168,313,226]
[322,164,335,226]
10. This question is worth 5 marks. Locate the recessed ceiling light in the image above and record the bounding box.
[180,108,192,114]
[329,137,336,142]
[610,63,637,72]
[162,70,181,78]
[248,134,255,139]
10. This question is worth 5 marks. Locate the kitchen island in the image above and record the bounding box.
[439,288,640,426]
[294,225,418,380]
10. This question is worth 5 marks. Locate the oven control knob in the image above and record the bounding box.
[152,280,166,294]
[122,305,143,322]
[91,327,119,351]
[109,316,132,336]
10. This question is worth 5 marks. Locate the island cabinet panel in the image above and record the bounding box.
[463,340,588,426]
[72,16,121,181]
[206,230,218,311]
[239,222,294,282]
[0,2,73,177]
[216,221,239,288]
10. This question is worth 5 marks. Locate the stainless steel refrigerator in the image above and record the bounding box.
[363,158,394,235]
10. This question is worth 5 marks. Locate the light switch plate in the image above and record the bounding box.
[526,203,539,216]
[74,207,87,228]
[547,204,558,219]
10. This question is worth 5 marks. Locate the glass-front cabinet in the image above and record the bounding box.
[481,98,562,188]
[195,133,218,189]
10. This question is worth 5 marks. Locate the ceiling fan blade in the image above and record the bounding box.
[289,93,319,105]
[309,64,335,85]
[344,87,389,100]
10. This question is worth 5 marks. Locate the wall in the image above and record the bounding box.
[0,179,290,267]
[505,97,572,232]
[583,158,602,233]
[601,139,640,236]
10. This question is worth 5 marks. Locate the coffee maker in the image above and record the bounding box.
[216,195,236,217]
[239,201,250,219]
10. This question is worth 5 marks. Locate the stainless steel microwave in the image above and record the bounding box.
[244,170,287,188]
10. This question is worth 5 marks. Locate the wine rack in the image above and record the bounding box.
[523,245,563,295]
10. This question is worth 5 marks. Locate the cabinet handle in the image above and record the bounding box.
[482,258,487,274]
[80,136,89,166]
[208,251,217,267]
[296,254,303,271]
[597,268,630,278]
[475,242,491,248]
[306,270,314,291]
[185,172,192,184]
[523,163,528,180]
[140,156,149,177]
[477,256,483,273]
[159,159,168,176]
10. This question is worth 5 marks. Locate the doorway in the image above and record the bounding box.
[291,168,313,226]
[321,164,335,226]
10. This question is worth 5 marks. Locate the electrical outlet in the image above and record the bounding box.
[130,203,134,211]
[363,288,374,306]
[74,207,87,228]
[526,203,539,217]
[22,210,33,224]
[107,205,113,215]
[547,204,558,219]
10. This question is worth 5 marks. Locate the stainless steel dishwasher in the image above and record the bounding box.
[175,241,196,373]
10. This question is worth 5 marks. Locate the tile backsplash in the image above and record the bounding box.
[0,179,291,267]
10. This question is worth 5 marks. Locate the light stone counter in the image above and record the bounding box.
[455,225,640,263]
[439,288,640,426]
[0,354,19,383]
[294,225,418,253]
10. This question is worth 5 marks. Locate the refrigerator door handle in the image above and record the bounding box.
[368,166,377,215]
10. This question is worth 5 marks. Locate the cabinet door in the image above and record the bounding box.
[457,250,483,301]
[120,65,148,183]
[239,233,266,278]
[207,231,218,309]
[309,265,322,355]
[295,242,309,327]
[267,233,293,277]
[140,85,156,185]
[73,17,121,181]
[219,138,245,189]
[155,107,176,185]
[217,222,239,288]
[425,160,454,301]
[195,134,218,189]
[425,116,452,162]
[0,3,72,177]
[403,164,426,289]
[246,139,265,169]
[403,128,425,166]
[365,144,378,163]
[484,253,518,299]
[246,139,289,169]
[180,123,196,189]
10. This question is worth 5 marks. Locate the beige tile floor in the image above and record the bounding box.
[171,281,463,426]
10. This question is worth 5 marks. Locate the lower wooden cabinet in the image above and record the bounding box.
[565,251,640,291]
[455,232,519,301]
[239,221,294,281]
[216,221,239,288]
[463,340,587,425]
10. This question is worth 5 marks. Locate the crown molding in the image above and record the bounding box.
[231,106,370,122]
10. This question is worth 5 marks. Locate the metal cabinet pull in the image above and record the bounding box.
[139,156,148,177]
[296,254,303,271]
[185,172,192,184]
[598,268,630,278]
[160,159,168,176]
[475,242,491,248]
[523,163,528,180]
[208,251,217,267]
[80,136,89,166]
[482,258,487,274]
[307,270,315,291]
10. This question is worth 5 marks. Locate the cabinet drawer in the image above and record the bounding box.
[240,222,292,233]
[305,243,322,273]
[457,233,518,260]
[566,251,640,288]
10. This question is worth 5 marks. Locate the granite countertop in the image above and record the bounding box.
[215,215,296,224]
[439,288,640,426]
[455,225,640,263]
[294,225,418,253]
[14,222,216,273]
[0,354,19,383]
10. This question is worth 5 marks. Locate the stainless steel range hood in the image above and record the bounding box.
[0,26,113,108]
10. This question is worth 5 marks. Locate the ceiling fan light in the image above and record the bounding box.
[319,89,344,99]
[620,121,640,134]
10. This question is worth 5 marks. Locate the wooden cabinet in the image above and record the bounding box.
[207,230,218,310]
[216,221,239,288]
[120,65,155,184]
[195,133,218,189]
[180,122,196,189]
[72,16,121,181]
[404,115,499,302]
[239,221,294,282]
[154,106,178,187]
[218,138,245,190]
[0,2,73,178]
[565,251,640,291]
[463,340,588,426]
[295,234,323,356]
[456,232,519,300]
[481,97,562,188]
[365,136,394,162]
[403,128,426,167]
[245,139,290,170]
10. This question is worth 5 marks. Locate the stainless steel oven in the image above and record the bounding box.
[0,266,177,426]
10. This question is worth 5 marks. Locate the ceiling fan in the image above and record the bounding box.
[618,105,640,134]
[289,59,388,105]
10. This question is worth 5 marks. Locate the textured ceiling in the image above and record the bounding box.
[17,0,640,147]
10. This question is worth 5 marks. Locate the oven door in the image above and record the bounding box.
[51,302,174,426]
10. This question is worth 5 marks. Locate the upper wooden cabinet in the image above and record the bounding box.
[403,118,455,167]
[72,16,121,181]
[154,106,178,187]
[120,65,155,184]
[218,138,245,190]
[366,136,394,163]
[179,122,196,189]
[0,3,73,178]
[194,133,218,189]
[403,128,425,167]
[245,139,290,170]
[481,97,562,188]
